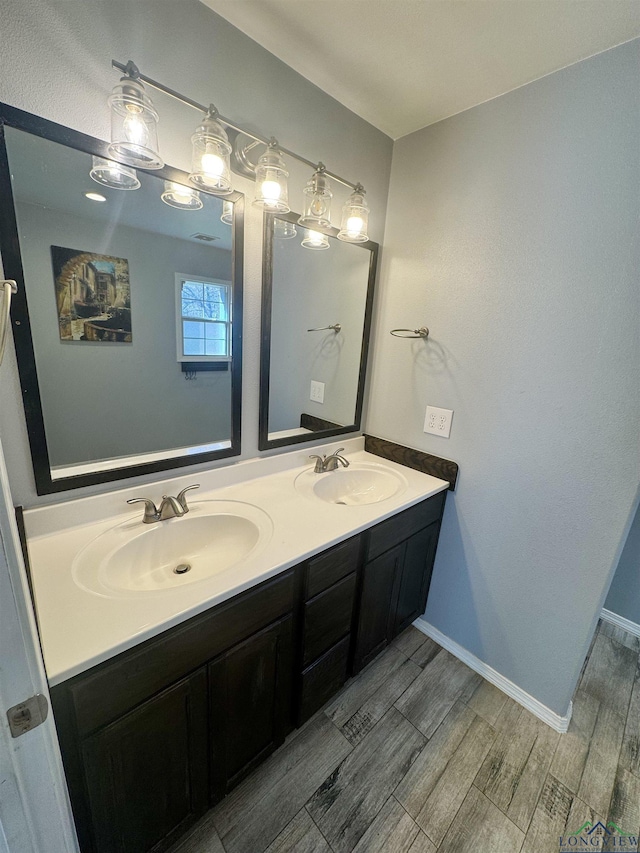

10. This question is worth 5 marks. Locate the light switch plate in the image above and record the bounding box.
[310,380,325,404]
[424,405,453,438]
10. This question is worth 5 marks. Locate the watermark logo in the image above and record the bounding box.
[560,821,638,851]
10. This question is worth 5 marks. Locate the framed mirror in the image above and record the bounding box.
[259,211,378,450]
[0,103,244,494]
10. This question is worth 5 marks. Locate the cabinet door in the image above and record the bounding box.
[209,615,293,802]
[353,543,404,672]
[81,669,208,853]
[393,521,440,637]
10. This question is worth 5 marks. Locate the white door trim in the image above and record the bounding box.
[0,440,79,853]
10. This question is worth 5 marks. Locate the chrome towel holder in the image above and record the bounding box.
[390,327,429,339]
[307,323,342,333]
[0,280,17,367]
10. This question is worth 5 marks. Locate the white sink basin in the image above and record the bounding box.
[72,501,273,597]
[295,463,407,506]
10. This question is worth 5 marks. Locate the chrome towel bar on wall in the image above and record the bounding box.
[0,280,17,367]
[390,327,429,339]
[307,323,342,333]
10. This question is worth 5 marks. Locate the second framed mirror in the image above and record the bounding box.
[259,211,378,450]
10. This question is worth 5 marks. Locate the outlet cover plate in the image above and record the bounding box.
[424,405,453,438]
[310,380,325,404]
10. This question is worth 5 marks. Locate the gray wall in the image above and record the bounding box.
[605,494,640,626]
[367,41,640,716]
[0,0,393,505]
[15,201,232,465]
[268,235,371,432]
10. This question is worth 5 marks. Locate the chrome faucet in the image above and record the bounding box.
[309,448,350,473]
[127,484,200,524]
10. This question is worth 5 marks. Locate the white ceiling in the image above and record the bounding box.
[201,0,640,139]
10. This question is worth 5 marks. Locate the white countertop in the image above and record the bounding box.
[24,437,449,686]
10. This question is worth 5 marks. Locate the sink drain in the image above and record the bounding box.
[174,563,191,575]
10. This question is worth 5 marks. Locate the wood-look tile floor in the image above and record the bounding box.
[170,621,640,853]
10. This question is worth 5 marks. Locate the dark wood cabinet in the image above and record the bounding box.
[353,494,446,673]
[51,491,447,853]
[209,615,293,801]
[353,544,403,670]
[51,572,295,853]
[393,522,440,635]
[81,670,208,853]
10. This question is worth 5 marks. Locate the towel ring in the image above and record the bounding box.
[390,327,429,339]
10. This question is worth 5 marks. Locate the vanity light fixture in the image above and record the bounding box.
[108,59,371,232]
[274,218,297,239]
[298,164,332,229]
[85,192,106,203]
[108,62,163,169]
[189,108,233,195]
[337,184,370,243]
[253,141,289,212]
[221,200,233,225]
[301,229,330,250]
[90,156,140,190]
[161,181,203,210]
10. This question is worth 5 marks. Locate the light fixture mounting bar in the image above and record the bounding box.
[111,59,359,190]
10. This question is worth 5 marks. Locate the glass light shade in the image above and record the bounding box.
[90,156,140,190]
[298,169,332,228]
[108,76,163,169]
[253,147,289,212]
[189,114,233,195]
[301,229,330,250]
[221,200,233,225]
[337,186,370,243]
[161,181,203,210]
[274,218,297,239]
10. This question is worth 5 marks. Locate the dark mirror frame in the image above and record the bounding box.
[259,210,378,451]
[0,102,244,495]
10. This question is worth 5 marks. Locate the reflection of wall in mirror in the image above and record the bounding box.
[16,201,233,466]
[268,231,370,434]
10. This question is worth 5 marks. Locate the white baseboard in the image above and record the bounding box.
[600,608,640,639]
[413,618,573,733]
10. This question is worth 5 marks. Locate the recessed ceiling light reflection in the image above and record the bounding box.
[85,192,107,203]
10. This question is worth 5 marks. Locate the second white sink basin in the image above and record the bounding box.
[295,463,407,506]
[72,501,273,597]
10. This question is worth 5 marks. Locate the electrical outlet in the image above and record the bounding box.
[310,380,325,404]
[424,405,453,438]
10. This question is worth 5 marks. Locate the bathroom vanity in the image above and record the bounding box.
[1,102,455,853]
[23,444,450,853]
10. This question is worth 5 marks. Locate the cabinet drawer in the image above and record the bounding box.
[303,573,356,666]
[299,636,350,724]
[366,493,445,561]
[68,570,294,736]
[306,535,361,599]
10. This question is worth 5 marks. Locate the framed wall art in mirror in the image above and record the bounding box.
[259,211,378,450]
[0,103,244,494]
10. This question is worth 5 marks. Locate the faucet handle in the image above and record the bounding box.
[176,483,200,512]
[127,497,159,524]
[309,454,326,473]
